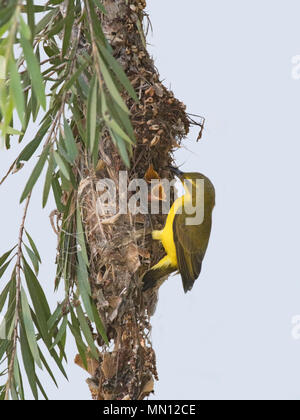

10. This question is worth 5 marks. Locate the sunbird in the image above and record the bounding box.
[142,167,215,293]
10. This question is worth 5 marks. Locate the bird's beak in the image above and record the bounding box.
[166,166,184,178]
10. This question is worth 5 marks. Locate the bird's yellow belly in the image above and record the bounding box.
[153,197,183,267]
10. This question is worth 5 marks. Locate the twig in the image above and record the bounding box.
[4,193,31,400]
[0,160,17,186]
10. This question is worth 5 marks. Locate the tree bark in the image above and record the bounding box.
[76,0,190,400]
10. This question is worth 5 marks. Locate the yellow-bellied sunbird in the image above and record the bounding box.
[142,167,215,293]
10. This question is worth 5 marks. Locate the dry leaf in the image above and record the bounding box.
[101,353,117,379]
[108,296,122,309]
[103,391,114,400]
[96,272,104,284]
[150,135,160,147]
[138,378,154,399]
[75,352,99,376]
[151,183,167,202]
[154,83,164,97]
[150,124,160,131]
[12,162,24,174]
[145,164,160,183]
[137,247,150,259]
[126,243,141,274]
[145,96,154,104]
[86,378,99,400]
[96,159,106,172]
[107,296,122,322]
[145,86,155,97]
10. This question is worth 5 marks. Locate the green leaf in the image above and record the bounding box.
[35,9,58,35]
[92,0,107,14]
[76,305,98,359]
[99,46,138,102]
[10,378,19,401]
[38,347,58,388]
[110,97,136,142]
[19,15,32,40]
[76,205,89,266]
[0,20,11,39]
[0,281,11,312]
[5,277,17,340]
[42,152,54,208]
[92,302,109,345]
[49,0,65,4]
[32,309,68,380]
[20,145,50,203]
[0,320,8,341]
[87,75,97,151]
[98,53,128,113]
[92,123,101,168]
[62,0,75,57]
[21,287,42,369]
[87,0,106,45]
[20,34,46,110]
[110,130,130,168]
[20,324,38,400]
[22,4,53,13]
[63,118,78,163]
[0,93,14,143]
[70,97,87,144]
[53,151,71,181]
[0,260,12,279]
[47,303,63,331]
[47,15,65,37]
[51,176,66,213]
[23,259,51,347]
[26,0,35,40]
[1,125,23,136]
[30,90,40,123]
[25,231,41,263]
[0,340,9,361]
[58,329,67,361]
[8,58,25,127]
[13,359,25,400]
[69,307,88,368]
[0,246,16,268]
[59,59,90,94]
[100,89,134,146]
[35,375,48,400]
[106,117,134,145]
[76,253,93,321]
[68,320,88,368]
[136,19,146,49]
[0,4,15,27]
[77,74,89,98]
[57,134,71,162]
[24,245,39,275]
[51,316,67,349]
[17,119,50,163]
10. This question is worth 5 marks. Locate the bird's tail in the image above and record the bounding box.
[142,258,176,292]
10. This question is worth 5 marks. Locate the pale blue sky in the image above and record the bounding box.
[1,0,300,400]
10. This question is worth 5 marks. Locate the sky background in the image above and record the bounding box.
[1,0,300,400]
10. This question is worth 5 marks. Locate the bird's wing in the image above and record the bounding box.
[173,211,211,293]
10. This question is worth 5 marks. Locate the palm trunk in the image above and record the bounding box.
[76,0,190,400]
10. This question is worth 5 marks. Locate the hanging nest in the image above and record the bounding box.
[61,0,193,400]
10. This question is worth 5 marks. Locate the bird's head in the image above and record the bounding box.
[166,166,215,208]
